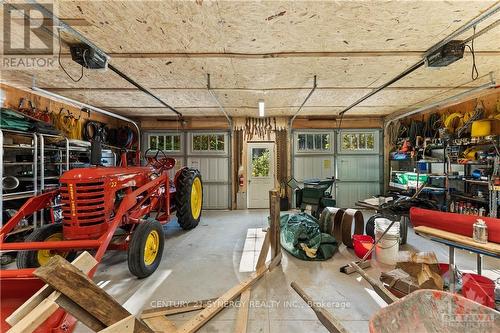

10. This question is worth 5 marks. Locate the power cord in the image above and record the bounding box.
[58,31,84,82]
[465,25,479,81]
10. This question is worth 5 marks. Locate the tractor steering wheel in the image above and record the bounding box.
[144,149,176,171]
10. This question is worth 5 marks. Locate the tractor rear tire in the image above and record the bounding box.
[16,223,77,269]
[175,168,203,230]
[128,220,165,279]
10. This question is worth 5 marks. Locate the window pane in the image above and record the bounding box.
[251,148,270,177]
[306,134,314,150]
[209,134,217,150]
[367,133,375,149]
[359,133,366,149]
[173,135,181,151]
[342,134,350,149]
[165,136,172,151]
[193,135,202,150]
[314,134,322,150]
[217,135,224,151]
[158,136,165,150]
[322,134,330,150]
[351,134,358,149]
[298,134,306,150]
[149,136,157,149]
[201,135,209,150]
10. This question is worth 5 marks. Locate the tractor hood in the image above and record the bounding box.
[60,166,155,182]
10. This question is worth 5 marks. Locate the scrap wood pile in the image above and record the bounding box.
[7,191,283,333]
[380,251,445,298]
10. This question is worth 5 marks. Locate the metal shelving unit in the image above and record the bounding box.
[1,129,38,227]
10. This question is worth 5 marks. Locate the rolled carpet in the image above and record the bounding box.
[410,207,500,243]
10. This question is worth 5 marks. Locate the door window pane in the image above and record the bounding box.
[366,133,375,149]
[217,135,224,150]
[174,135,181,151]
[306,134,314,150]
[149,136,157,149]
[298,134,306,150]
[158,136,165,150]
[200,135,209,150]
[209,134,217,150]
[314,134,322,150]
[165,136,172,151]
[322,134,330,150]
[359,133,366,149]
[251,148,270,177]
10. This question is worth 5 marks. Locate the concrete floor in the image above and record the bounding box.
[76,209,499,333]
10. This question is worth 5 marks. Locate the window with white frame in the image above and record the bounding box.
[192,134,225,152]
[148,134,181,152]
[341,132,375,151]
[297,133,331,152]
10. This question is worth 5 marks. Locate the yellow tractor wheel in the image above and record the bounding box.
[17,224,76,269]
[128,219,165,278]
[175,168,203,230]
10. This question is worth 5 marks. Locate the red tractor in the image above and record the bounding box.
[0,149,203,331]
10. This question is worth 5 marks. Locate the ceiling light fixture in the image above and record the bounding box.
[259,99,265,117]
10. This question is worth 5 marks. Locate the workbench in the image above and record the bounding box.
[414,226,500,292]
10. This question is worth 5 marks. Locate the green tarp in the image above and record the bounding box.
[279,212,338,261]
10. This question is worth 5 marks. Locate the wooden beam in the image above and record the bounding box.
[269,190,282,262]
[142,316,177,333]
[33,256,153,333]
[350,262,398,304]
[99,315,135,333]
[255,229,270,270]
[6,252,100,333]
[176,255,281,333]
[233,290,251,333]
[291,281,348,333]
[140,298,218,319]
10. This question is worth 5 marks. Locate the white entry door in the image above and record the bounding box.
[247,143,275,208]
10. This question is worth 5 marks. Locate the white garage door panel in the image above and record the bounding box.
[336,182,380,208]
[293,156,334,182]
[203,184,229,209]
[337,155,380,181]
[187,157,229,182]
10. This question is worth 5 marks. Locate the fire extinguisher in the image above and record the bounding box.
[239,174,244,187]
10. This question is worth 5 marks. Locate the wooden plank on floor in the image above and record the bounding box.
[140,298,218,319]
[6,252,97,326]
[255,229,270,270]
[33,255,153,333]
[350,262,398,304]
[233,289,251,333]
[176,255,281,333]
[142,316,177,333]
[99,315,135,333]
[291,281,348,333]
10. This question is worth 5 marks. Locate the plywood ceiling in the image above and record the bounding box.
[2,0,499,119]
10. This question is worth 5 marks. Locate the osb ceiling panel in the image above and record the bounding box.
[4,54,499,90]
[56,0,499,53]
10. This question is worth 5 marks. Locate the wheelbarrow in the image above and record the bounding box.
[369,289,500,333]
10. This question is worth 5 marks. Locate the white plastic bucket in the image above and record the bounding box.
[374,218,400,265]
